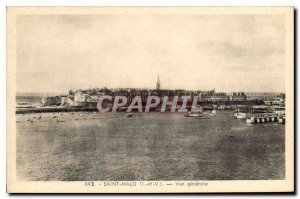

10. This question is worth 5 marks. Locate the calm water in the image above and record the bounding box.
[16,111,285,181]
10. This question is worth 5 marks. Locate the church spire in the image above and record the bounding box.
[156,75,161,90]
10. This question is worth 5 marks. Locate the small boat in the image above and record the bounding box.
[278,117,285,124]
[184,112,208,118]
[209,109,217,116]
[190,113,201,118]
[184,112,191,117]
[56,117,65,123]
[236,112,246,119]
[246,117,254,124]
[126,113,133,118]
[184,112,199,117]
[195,115,210,119]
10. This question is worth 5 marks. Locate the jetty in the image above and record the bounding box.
[246,113,285,124]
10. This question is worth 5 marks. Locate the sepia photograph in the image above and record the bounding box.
[6,6,294,193]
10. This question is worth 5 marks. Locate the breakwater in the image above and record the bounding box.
[16,107,98,114]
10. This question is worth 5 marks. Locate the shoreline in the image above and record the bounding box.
[16,106,226,114]
[16,107,98,114]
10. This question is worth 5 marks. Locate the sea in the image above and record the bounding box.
[16,108,285,181]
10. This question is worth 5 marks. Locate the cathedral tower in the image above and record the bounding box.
[156,75,161,90]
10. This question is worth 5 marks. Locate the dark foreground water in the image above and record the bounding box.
[16,111,285,181]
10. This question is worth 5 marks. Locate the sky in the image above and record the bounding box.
[16,14,285,93]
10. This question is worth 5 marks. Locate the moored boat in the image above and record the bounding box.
[210,109,217,116]
[125,113,133,118]
[278,116,285,124]
[184,112,200,118]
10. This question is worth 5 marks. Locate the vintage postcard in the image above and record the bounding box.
[7,7,294,193]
